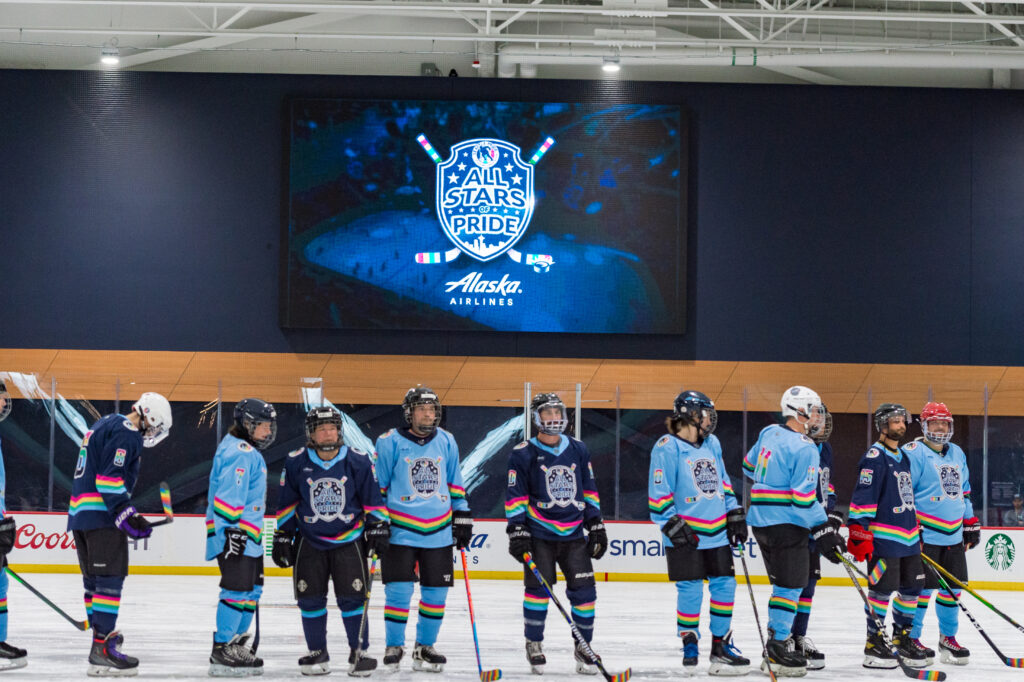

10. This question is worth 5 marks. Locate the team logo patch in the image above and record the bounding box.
[305,476,354,523]
[235,467,245,486]
[938,464,961,499]
[238,441,253,452]
[859,468,873,486]
[113,449,126,467]
[280,469,287,486]
[866,447,881,459]
[893,471,915,513]
[653,468,664,485]
[407,457,442,499]
[806,465,816,483]
[689,458,720,499]
[508,469,517,487]
[538,464,583,510]
[656,435,670,448]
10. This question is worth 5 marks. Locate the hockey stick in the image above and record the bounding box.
[6,567,89,631]
[252,604,260,655]
[835,553,946,681]
[921,554,1024,636]
[735,547,776,682]
[460,548,502,681]
[922,560,1024,667]
[353,554,378,668]
[147,482,174,527]
[522,552,631,682]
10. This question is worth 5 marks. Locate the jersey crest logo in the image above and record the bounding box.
[432,138,535,263]
[819,466,831,506]
[407,457,443,499]
[653,468,664,485]
[537,464,584,510]
[893,471,915,513]
[937,464,961,499]
[305,476,354,523]
[508,469,517,487]
[235,468,245,486]
[689,458,720,499]
[113,449,126,467]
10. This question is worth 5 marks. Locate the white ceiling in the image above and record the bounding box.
[1,0,1022,88]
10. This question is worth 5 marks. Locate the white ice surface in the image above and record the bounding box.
[4,573,1024,680]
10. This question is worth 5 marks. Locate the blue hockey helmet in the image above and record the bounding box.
[233,398,277,450]
[672,390,717,438]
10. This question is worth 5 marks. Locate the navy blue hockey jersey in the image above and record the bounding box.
[67,414,143,531]
[849,441,920,558]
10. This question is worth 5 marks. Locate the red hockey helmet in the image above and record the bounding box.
[920,401,954,445]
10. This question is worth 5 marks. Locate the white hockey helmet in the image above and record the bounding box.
[131,392,172,448]
[781,386,825,435]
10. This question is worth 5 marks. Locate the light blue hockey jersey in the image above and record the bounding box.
[649,433,739,549]
[205,434,268,560]
[743,424,826,529]
[0,437,6,517]
[374,427,470,549]
[904,438,974,546]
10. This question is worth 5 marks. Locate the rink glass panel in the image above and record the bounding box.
[0,397,55,511]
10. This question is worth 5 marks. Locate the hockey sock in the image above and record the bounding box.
[566,583,597,643]
[298,596,329,651]
[675,580,703,636]
[866,590,891,635]
[0,570,8,641]
[384,582,414,647]
[236,585,261,636]
[892,590,920,628]
[766,586,802,640]
[523,587,549,642]
[82,575,96,626]
[911,590,933,639]
[216,588,249,644]
[90,576,124,638]
[415,586,448,646]
[935,587,960,637]
[339,596,368,650]
[708,575,736,638]
[791,575,817,637]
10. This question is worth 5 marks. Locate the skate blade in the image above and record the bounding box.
[412,661,445,673]
[87,664,139,677]
[348,669,374,678]
[384,663,402,673]
[805,659,825,671]
[708,661,750,677]
[760,659,807,677]
[530,664,545,675]
[679,663,698,678]
[0,657,26,671]
[861,656,898,669]
[900,658,928,669]
[574,661,600,676]
[209,664,263,678]
[939,652,969,666]
[299,662,330,676]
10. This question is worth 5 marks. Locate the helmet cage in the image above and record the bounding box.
[403,388,442,434]
[874,405,910,434]
[234,398,277,450]
[305,407,343,453]
[673,391,717,438]
[0,382,10,423]
[531,393,568,436]
[812,408,833,443]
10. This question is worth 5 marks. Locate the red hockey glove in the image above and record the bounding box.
[962,517,981,550]
[847,524,874,562]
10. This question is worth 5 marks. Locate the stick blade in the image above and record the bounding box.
[479,669,502,681]
[609,669,632,682]
[913,668,946,681]
[159,481,173,519]
[1006,658,1024,668]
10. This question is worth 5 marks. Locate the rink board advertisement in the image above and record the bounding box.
[9,514,1024,588]
[281,98,686,334]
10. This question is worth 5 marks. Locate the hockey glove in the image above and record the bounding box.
[222,527,248,559]
[507,523,532,563]
[452,510,473,550]
[726,508,747,547]
[847,523,874,562]
[811,521,846,564]
[585,518,608,560]
[364,519,390,558]
[827,510,845,532]
[0,517,14,556]
[113,505,153,540]
[962,517,981,550]
[662,515,699,549]
[271,530,296,568]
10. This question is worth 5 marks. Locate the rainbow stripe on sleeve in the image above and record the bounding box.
[213,497,243,522]
[238,519,262,543]
[849,503,878,520]
[583,490,600,508]
[95,475,127,495]
[505,496,529,518]
[648,494,673,514]
[276,502,297,525]
[447,484,466,500]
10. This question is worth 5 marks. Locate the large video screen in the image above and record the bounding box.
[282,97,686,333]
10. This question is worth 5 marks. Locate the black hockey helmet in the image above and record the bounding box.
[403,386,442,434]
[0,380,10,423]
[305,405,343,453]
[233,398,277,450]
[873,402,910,434]
[531,392,568,436]
[673,390,717,438]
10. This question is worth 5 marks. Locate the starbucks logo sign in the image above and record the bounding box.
[985,533,1016,571]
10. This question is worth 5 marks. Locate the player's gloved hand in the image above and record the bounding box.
[0,517,15,556]
[222,527,248,559]
[726,508,747,547]
[827,510,845,532]
[364,519,390,558]
[662,515,699,549]
[962,517,981,550]
[452,510,473,550]
[811,521,846,564]
[272,530,296,568]
[114,505,153,540]
[847,523,874,562]
[507,523,532,563]
[585,518,608,560]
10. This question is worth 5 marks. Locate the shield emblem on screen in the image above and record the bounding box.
[436,138,534,262]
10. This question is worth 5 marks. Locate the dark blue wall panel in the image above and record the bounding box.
[0,69,1020,364]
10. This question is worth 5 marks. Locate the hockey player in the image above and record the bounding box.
[68,392,173,676]
[905,402,978,665]
[743,386,845,677]
[847,403,928,669]
[0,382,26,669]
[272,406,391,676]
[789,404,842,670]
[506,392,609,675]
[648,390,749,677]
[374,387,472,673]
[206,398,275,677]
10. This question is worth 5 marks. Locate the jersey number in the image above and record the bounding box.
[73,430,93,479]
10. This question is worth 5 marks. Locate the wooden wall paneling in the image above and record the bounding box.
[985,367,1024,416]
[588,360,736,410]
[44,350,194,401]
[451,357,603,407]
[321,354,467,402]
[178,352,332,400]
[0,349,60,397]
[847,364,1006,416]
[719,362,872,413]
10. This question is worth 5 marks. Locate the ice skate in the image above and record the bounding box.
[348,648,377,677]
[0,641,27,670]
[525,640,545,674]
[679,630,698,676]
[298,650,329,676]
[938,635,970,665]
[709,629,749,676]
[412,643,445,673]
[88,631,139,677]
[210,634,263,677]
[383,646,404,672]
[761,633,806,678]
[573,640,600,676]
[892,625,927,668]
[792,635,824,670]
[862,630,897,669]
